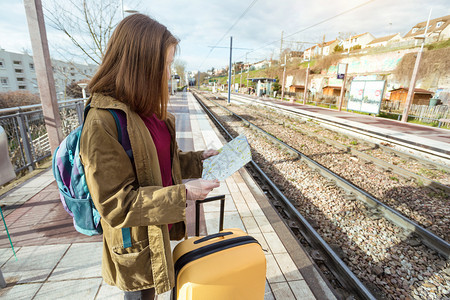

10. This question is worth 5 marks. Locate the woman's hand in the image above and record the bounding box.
[185,179,220,201]
[202,149,219,159]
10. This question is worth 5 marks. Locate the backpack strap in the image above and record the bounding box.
[84,105,133,249]
[108,109,133,249]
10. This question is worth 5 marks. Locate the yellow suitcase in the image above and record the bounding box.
[172,196,266,300]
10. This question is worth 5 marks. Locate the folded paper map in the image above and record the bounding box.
[202,135,252,181]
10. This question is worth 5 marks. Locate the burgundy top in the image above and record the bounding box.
[140,114,173,230]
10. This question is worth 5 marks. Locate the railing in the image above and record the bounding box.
[0,98,86,174]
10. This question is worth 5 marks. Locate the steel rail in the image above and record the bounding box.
[195,91,450,260]
[220,97,450,195]
[193,91,376,300]
[229,92,450,167]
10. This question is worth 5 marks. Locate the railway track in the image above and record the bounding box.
[229,92,450,173]
[192,91,450,300]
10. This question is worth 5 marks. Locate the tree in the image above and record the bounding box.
[333,44,344,53]
[173,59,187,87]
[44,0,139,65]
[0,91,40,109]
[66,80,90,98]
[272,76,281,92]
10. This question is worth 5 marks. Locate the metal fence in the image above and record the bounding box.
[0,98,86,173]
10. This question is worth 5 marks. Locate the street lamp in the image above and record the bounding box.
[77,83,88,99]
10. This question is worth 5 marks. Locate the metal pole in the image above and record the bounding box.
[16,114,34,172]
[401,9,432,122]
[227,36,233,104]
[338,63,348,111]
[303,64,310,105]
[24,0,63,154]
[281,55,286,101]
[197,71,200,89]
[279,31,283,62]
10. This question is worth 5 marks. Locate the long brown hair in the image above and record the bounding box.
[89,14,178,119]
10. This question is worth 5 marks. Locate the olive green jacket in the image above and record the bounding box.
[79,93,203,293]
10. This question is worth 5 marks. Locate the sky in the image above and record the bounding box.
[0,0,449,73]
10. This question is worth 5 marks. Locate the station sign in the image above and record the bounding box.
[337,63,347,79]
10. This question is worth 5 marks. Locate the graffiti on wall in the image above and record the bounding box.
[327,50,411,75]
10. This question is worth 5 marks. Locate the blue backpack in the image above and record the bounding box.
[52,105,133,247]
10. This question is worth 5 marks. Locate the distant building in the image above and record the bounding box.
[289,85,305,94]
[342,32,375,50]
[403,14,450,43]
[322,85,344,97]
[302,39,339,60]
[389,88,434,106]
[0,48,97,99]
[303,45,318,61]
[321,39,339,56]
[365,33,402,48]
[252,60,271,70]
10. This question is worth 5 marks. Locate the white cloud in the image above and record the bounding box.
[1,0,448,71]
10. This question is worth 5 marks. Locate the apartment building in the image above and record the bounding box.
[0,48,97,99]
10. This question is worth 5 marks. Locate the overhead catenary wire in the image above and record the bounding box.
[197,0,259,70]
[235,0,377,62]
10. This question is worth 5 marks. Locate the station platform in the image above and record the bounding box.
[0,92,336,299]
[229,92,450,164]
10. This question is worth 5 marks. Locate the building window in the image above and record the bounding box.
[63,67,66,72]
[1,77,9,86]
[18,85,26,90]
[15,68,23,73]
[436,21,443,28]
[70,67,74,71]
[412,28,418,33]
[0,59,5,69]
[13,60,22,65]
[29,63,34,70]
[70,73,75,77]
[17,78,25,82]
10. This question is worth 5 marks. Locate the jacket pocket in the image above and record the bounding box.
[111,239,153,288]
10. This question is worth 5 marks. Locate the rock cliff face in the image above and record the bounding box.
[284,47,450,104]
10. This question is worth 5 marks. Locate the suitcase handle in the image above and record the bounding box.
[194,231,233,244]
[195,195,225,236]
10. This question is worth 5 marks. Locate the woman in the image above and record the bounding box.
[80,14,219,299]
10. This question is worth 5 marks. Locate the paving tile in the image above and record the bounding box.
[176,131,193,139]
[225,179,240,194]
[274,252,303,281]
[202,194,236,213]
[248,201,266,217]
[207,182,230,197]
[204,211,244,234]
[33,278,102,300]
[241,216,261,234]
[223,212,245,231]
[48,242,103,281]
[0,247,16,267]
[157,289,172,300]
[95,281,123,300]
[263,232,287,254]
[0,282,41,299]
[265,254,285,283]
[251,233,270,253]
[234,201,252,217]
[270,282,296,300]
[2,244,69,283]
[288,280,316,300]
[254,215,275,233]
[264,280,275,300]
